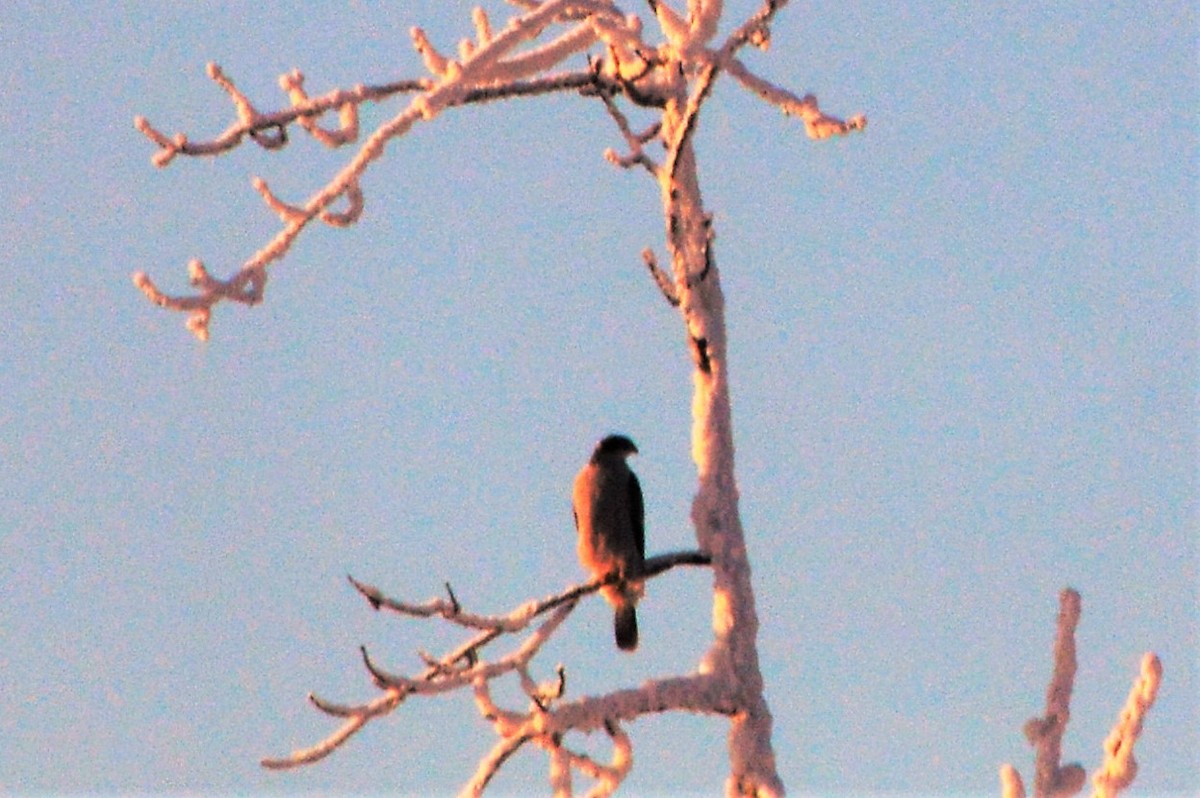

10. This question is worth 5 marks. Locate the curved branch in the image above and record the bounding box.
[462,731,533,798]
[263,550,711,773]
[133,3,634,340]
[134,74,430,167]
[261,689,401,769]
[662,59,718,187]
[131,261,266,341]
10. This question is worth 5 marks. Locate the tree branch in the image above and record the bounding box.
[140,1,870,793]
[1091,653,1162,798]
[724,57,865,138]
[1001,589,1162,798]
[1023,588,1087,798]
[132,1,632,340]
[261,549,711,774]
[463,730,533,797]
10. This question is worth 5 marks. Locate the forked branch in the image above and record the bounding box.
[133,0,863,341]
[262,549,711,792]
[1000,589,1161,798]
[140,2,867,794]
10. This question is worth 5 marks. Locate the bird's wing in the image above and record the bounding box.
[628,470,645,561]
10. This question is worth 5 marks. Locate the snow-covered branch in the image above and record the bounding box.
[1000,589,1161,798]
[133,0,862,341]
[132,1,628,340]
[1091,652,1162,798]
[261,549,711,789]
[723,57,866,139]
[138,1,868,794]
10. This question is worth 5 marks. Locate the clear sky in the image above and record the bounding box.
[1,1,1195,795]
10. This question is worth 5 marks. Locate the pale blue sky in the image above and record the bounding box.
[1,1,1195,794]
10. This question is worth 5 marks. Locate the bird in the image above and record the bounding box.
[572,434,646,651]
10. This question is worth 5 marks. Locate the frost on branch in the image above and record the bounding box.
[138,2,866,795]
[132,0,863,341]
[1090,653,1162,798]
[1001,589,1161,798]
[261,550,712,795]
[132,260,264,342]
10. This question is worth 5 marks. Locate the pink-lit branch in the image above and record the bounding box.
[1001,589,1162,798]
[1091,653,1162,798]
[261,549,711,789]
[139,1,867,794]
[133,0,863,342]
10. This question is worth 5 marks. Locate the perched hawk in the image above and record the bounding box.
[572,434,646,651]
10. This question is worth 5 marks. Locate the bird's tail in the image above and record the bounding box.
[614,604,638,651]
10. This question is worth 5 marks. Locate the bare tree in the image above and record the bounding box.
[131,2,1162,796]
[132,2,862,794]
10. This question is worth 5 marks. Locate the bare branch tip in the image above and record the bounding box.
[445,581,461,614]
[308,692,341,715]
[150,149,178,168]
[134,115,181,165]
[186,258,211,287]
[255,177,310,223]
[999,763,1027,798]
[472,6,493,43]
[359,644,382,680]
[1141,652,1162,685]
[348,575,383,610]
[411,26,455,78]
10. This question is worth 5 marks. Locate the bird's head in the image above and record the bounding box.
[594,434,639,459]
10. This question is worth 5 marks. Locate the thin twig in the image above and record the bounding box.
[262,550,711,770]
